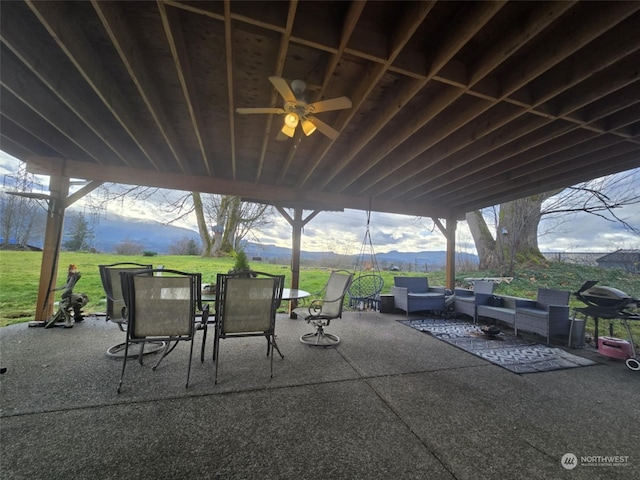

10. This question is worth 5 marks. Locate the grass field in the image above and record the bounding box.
[1,250,638,344]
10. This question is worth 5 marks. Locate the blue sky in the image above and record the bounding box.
[1,150,638,254]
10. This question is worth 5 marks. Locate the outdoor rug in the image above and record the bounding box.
[399,318,598,373]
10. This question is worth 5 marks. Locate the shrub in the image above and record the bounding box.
[114,239,144,255]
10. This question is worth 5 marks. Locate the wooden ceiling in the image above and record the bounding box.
[1,1,640,220]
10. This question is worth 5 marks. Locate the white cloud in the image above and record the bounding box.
[2,150,638,255]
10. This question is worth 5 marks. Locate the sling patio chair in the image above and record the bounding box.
[116,269,209,393]
[98,262,164,358]
[211,271,284,384]
[294,270,353,347]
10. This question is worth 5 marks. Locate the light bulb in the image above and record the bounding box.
[281,124,296,137]
[302,119,317,136]
[284,113,299,128]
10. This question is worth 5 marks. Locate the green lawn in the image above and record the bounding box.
[1,250,638,345]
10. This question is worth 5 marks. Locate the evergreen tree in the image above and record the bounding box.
[63,213,93,251]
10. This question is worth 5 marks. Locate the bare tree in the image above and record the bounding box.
[93,184,273,257]
[195,193,272,256]
[467,171,640,273]
[0,164,45,247]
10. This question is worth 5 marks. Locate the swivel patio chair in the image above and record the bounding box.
[294,270,353,346]
[211,271,284,384]
[117,269,208,393]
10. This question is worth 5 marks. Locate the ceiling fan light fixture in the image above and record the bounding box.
[281,124,296,137]
[302,119,317,136]
[284,112,299,128]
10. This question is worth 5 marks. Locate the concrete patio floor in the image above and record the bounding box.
[1,310,638,479]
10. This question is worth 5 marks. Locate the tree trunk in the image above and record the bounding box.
[468,195,550,273]
[193,192,213,256]
[499,196,545,273]
[466,210,497,269]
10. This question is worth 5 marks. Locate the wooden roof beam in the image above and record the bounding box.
[25,0,168,171]
[158,1,214,176]
[296,1,441,190]
[92,0,191,175]
[0,2,139,168]
[25,156,457,220]
[366,6,640,199]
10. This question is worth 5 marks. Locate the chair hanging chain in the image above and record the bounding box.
[354,206,380,276]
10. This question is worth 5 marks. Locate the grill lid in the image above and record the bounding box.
[575,281,639,310]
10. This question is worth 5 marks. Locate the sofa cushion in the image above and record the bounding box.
[476,305,516,325]
[408,292,444,299]
[456,296,474,304]
[518,307,548,319]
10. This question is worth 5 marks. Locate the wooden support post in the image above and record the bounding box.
[434,217,457,290]
[34,174,69,322]
[290,208,303,317]
[445,218,457,290]
[276,206,321,318]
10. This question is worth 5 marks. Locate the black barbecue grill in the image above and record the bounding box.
[573,281,639,371]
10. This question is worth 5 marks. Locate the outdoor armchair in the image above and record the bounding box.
[211,271,284,384]
[391,277,446,317]
[515,288,571,344]
[116,269,208,393]
[454,280,495,323]
[294,270,353,346]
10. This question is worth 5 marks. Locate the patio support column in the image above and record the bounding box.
[276,206,321,318]
[34,173,69,322]
[28,166,103,323]
[445,217,457,290]
[434,217,456,290]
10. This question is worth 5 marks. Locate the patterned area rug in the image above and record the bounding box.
[399,318,597,373]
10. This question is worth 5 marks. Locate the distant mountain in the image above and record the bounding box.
[89,213,200,253]
[57,212,478,267]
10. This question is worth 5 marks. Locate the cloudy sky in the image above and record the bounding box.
[1,150,638,255]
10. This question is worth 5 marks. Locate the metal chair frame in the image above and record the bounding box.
[294,271,354,347]
[211,271,285,384]
[117,269,208,393]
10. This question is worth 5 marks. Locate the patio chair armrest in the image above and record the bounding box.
[454,288,474,297]
[474,293,493,305]
[390,286,408,298]
[514,298,537,308]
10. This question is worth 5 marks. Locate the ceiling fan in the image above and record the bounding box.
[236,76,352,139]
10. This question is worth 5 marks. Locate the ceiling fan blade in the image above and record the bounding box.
[236,107,284,114]
[269,76,297,103]
[308,96,352,113]
[308,117,339,140]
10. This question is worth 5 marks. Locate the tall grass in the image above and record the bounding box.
[1,250,638,344]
